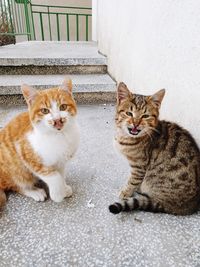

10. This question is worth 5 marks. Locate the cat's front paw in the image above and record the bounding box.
[22,188,47,202]
[50,184,73,202]
[119,186,134,200]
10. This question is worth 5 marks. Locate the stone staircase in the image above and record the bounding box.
[0,41,116,106]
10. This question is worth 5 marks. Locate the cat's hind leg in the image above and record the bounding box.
[13,173,47,201]
[20,186,47,202]
[0,189,6,208]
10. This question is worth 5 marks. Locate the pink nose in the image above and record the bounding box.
[53,119,63,130]
[133,124,139,129]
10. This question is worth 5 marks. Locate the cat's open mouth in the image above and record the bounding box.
[128,127,141,136]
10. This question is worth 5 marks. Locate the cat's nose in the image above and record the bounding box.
[133,123,140,128]
[53,118,64,130]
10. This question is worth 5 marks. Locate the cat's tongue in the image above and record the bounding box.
[54,119,63,130]
[131,127,139,134]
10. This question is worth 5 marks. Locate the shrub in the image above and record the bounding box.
[0,11,16,46]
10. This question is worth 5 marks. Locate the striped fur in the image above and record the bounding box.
[109,192,164,214]
[109,82,200,215]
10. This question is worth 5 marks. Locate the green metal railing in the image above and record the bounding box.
[0,0,92,41]
[31,3,91,41]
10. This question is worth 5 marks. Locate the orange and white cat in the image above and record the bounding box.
[0,78,79,207]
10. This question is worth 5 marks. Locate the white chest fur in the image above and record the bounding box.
[27,121,80,166]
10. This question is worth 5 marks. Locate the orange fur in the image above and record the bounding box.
[0,78,77,207]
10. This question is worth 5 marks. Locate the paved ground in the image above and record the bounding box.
[0,104,200,267]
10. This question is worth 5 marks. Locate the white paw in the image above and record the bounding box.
[23,188,47,202]
[50,184,73,203]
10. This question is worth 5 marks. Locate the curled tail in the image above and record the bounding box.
[0,189,6,209]
[109,192,164,214]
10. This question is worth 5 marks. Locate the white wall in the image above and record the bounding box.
[97,0,200,144]
[92,0,97,41]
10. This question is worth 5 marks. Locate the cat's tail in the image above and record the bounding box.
[109,192,164,214]
[0,189,6,208]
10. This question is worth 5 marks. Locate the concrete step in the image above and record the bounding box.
[0,41,107,75]
[0,74,116,105]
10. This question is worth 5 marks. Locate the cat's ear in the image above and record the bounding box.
[21,84,37,106]
[149,89,165,108]
[117,82,131,104]
[60,78,73,94]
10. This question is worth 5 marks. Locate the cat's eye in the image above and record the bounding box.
[142,114,149,119]
[41,108,49,114]
[126,111,132,116]
[60,104,68,111]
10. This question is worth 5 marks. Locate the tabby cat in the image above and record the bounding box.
[0,78,79,207]
[109,82,200,215]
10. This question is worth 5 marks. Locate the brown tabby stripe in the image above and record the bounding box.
[119,138,142,146]
[130,175,143,180]
[157,125,169,151]
[124,201,131,211]
[179,157,188,167]
[133,198,139,209]
[178,172,188,181]
[119,141,138,146]
[127,156,143,161]
[130,182,141,186]
[131,95,147,109]
[131,170,144,177]
[130,164,143,169]
[170,131,181,157]
[167,165,179,172]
